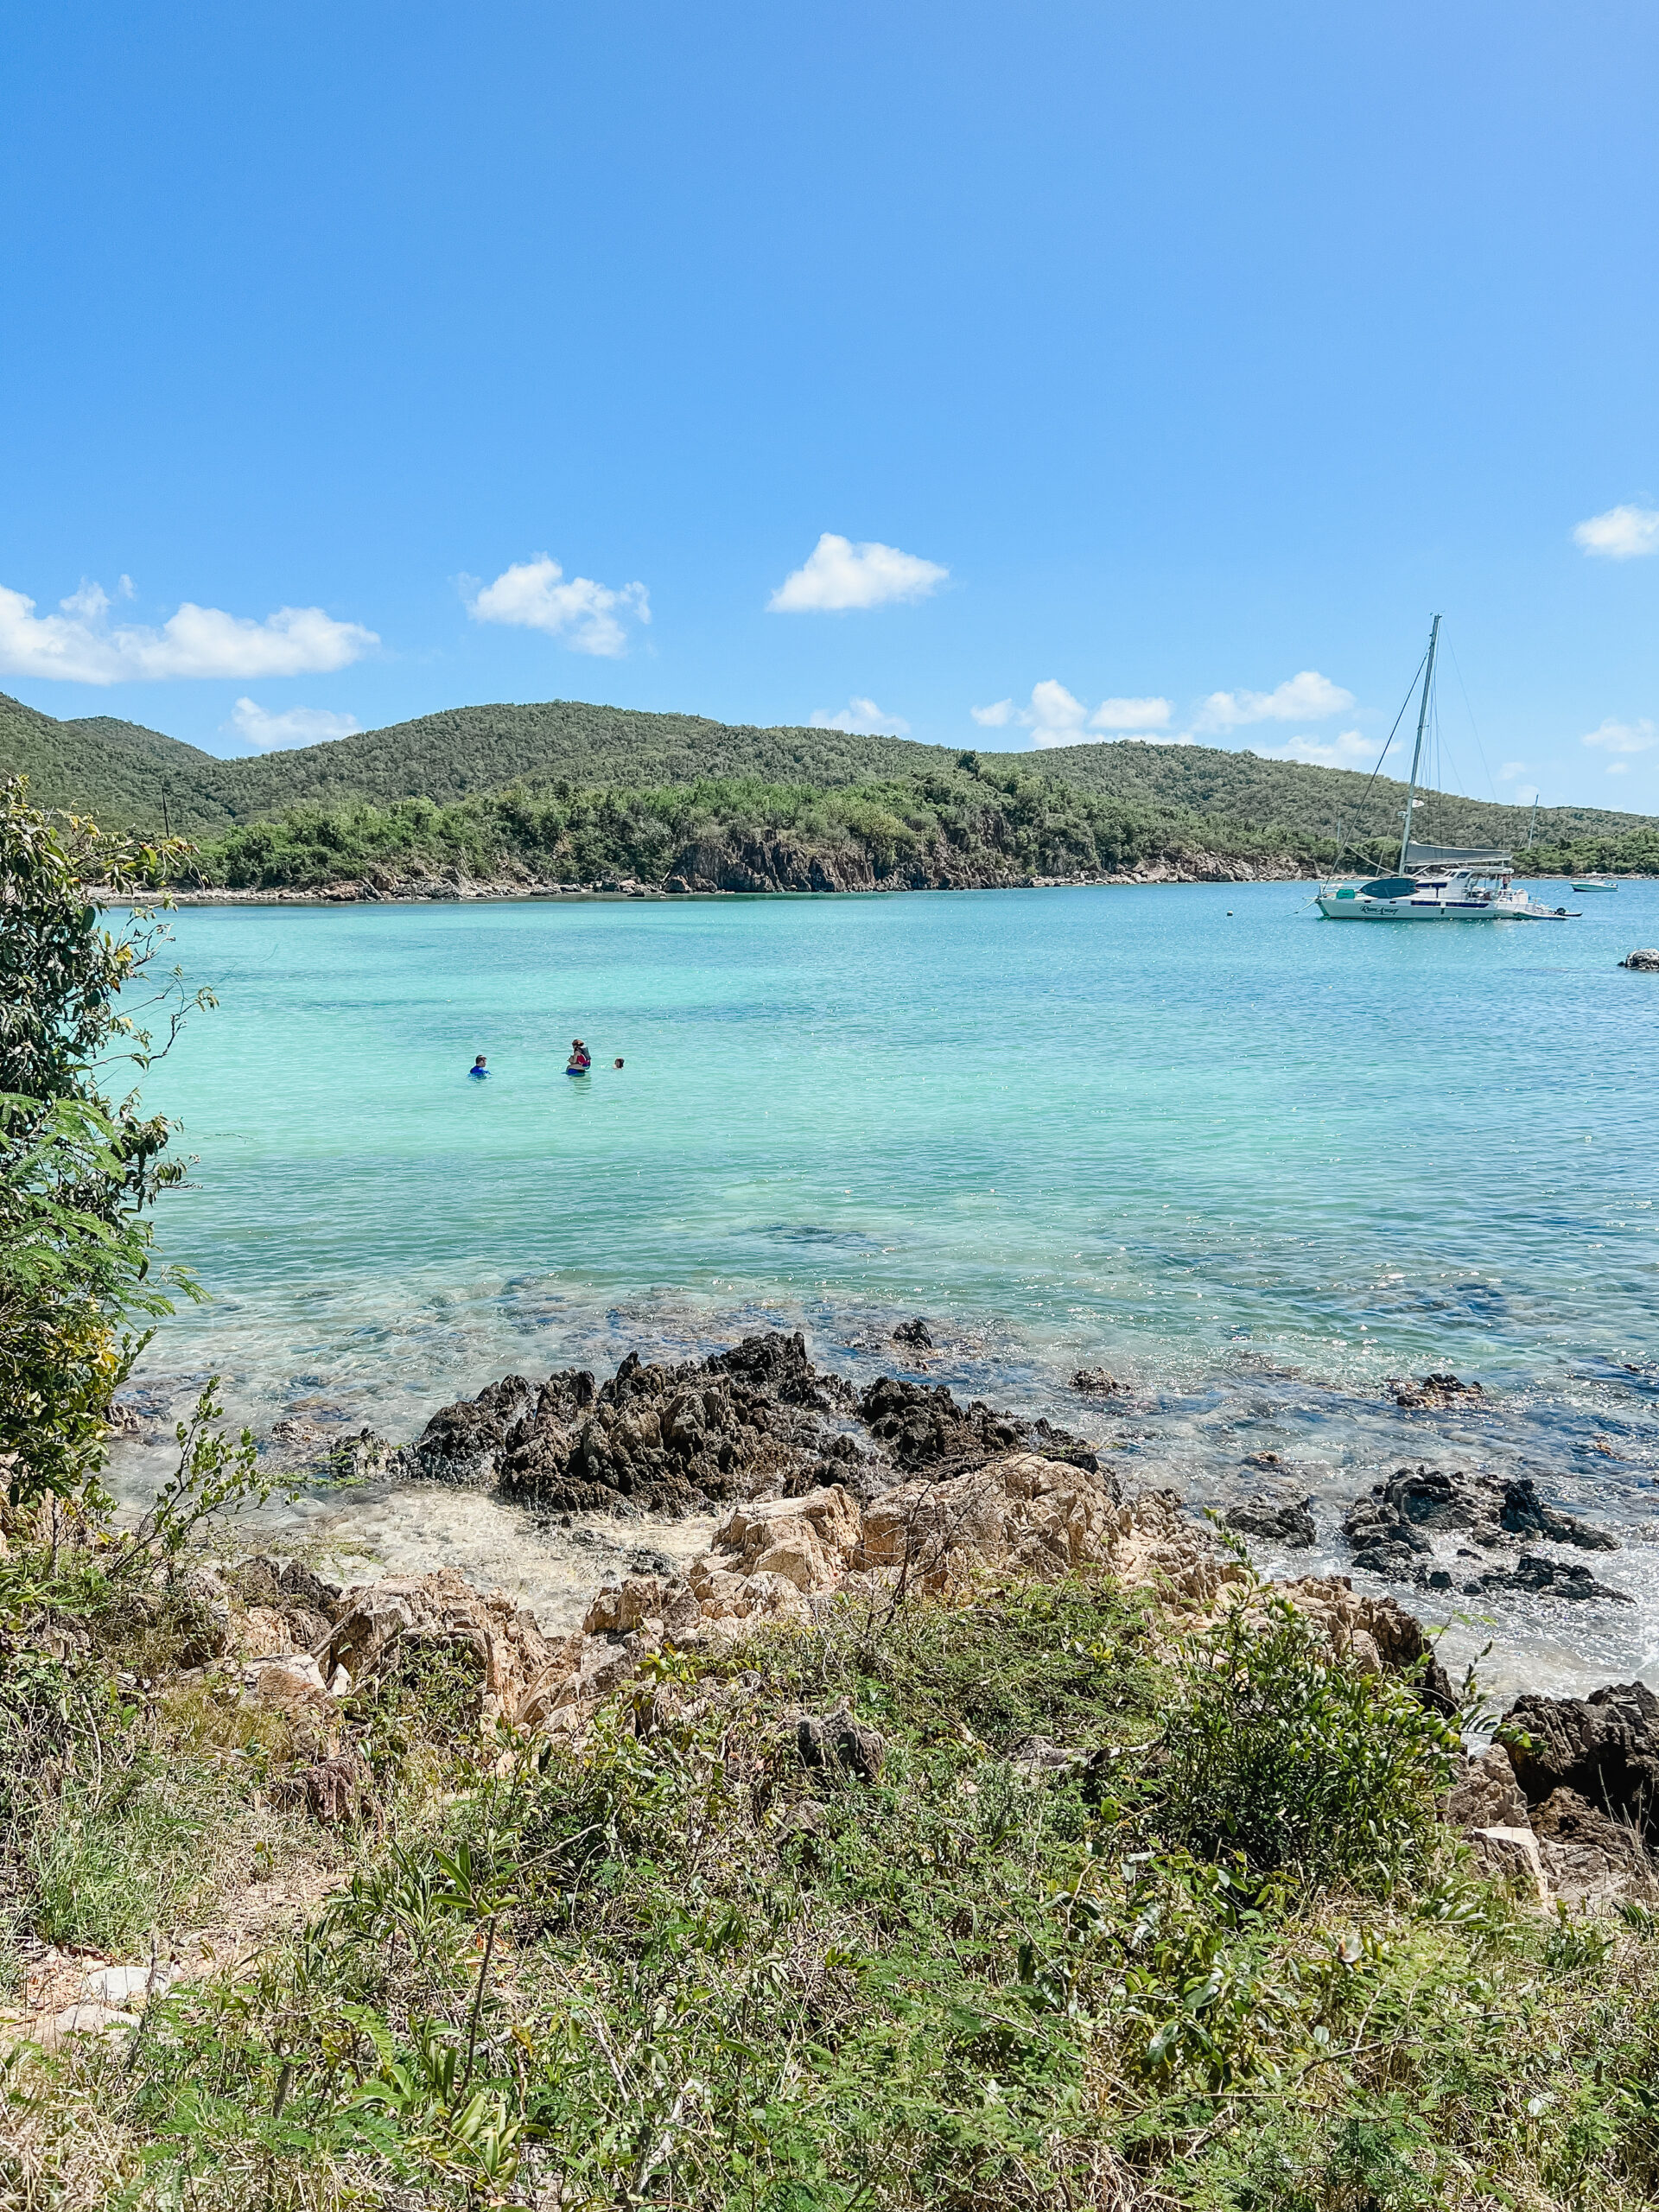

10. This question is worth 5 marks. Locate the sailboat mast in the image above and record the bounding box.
[1399,613,1441,873]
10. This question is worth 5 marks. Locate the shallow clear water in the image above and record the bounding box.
[117,882,1659,1693]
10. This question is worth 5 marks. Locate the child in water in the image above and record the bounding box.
[567,1039,592,1072]
[468,1056,489,1078]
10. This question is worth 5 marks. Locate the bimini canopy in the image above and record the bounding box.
[1359,877,1418,898]
[1402,841,1513,870]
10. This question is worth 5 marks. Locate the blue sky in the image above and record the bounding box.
[3,3,1656,805]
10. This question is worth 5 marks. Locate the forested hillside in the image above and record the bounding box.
[0,690,219,829]
[3,688,1654,887]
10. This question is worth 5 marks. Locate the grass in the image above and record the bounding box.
[2,1567,1658,2208]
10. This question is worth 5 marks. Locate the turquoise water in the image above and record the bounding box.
[121,882,1659,1687]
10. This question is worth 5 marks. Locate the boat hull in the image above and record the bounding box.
[1319,896,1529,921]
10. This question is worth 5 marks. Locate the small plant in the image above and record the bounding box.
[1157,1592,1459,1891]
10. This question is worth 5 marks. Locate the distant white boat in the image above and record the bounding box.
[1572,874,1618,893]
[1316,617,1580,925]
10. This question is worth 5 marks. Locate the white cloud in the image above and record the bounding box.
[1194,670,1354,732]
[1090,694,1172,731]
[466,555,650,658]
[1573,505,1659,560]
[1608,762,1630,775]
[224,697,361,752]
[980,680,1177,748]
[768,532,947,613]
[1255,728,1376,768]
[1581,716,1656,755]
[0,580,378,684]
[809,695,911,736]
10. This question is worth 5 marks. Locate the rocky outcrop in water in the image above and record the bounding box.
[1619,948,1659,972]
[855,1374,1098,1479]
[1342,1465,1622,1597]
[401,1332,1106,1522]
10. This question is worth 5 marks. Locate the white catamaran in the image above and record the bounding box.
[1316,616,1579,924]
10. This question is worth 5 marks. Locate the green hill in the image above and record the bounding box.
[0,690,221,830]
[3,689,1653,887]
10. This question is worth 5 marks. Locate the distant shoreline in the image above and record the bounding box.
[104,869,1635,907]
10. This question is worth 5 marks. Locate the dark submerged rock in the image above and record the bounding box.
[1071,1369,1123,1395]
[891,1318,934,1351]
[1391,1372,1486,1410]
[1471,1554,1632,1605]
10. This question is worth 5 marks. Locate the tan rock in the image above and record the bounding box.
[1532,1787,1653,1906]
[583,1576,666,1636]
[1446,1745,1530,1832]
[319,1569,555,1727]
[855,1453,1122,1593]
[237,1605,298,1658]
[1468,1823,1548,1906]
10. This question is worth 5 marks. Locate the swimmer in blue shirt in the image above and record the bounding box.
[469,1056,489,1078]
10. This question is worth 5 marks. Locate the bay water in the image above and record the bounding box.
[114,881,1659,1690]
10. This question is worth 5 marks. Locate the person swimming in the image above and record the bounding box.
[613,1057,624,1069]
[566,1038,592,1074]
[468,1056,489,1078]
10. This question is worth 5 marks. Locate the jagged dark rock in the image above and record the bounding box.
[492,1332,855,1516]
[1470,1554,1632,1604]
[855,1375,1096,1478]
[1501,1681,1659,1834]
[404,1376,536,1486]
[1343,1465,1617,1594]
[1224,1494,1316,1548]
[892,1318,934,1351]
[408,1327,1116,1522]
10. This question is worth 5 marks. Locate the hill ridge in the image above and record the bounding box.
[1,686,1650,858]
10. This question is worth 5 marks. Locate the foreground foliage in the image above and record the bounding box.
[0,779,209,1509]
[3,1560,1657,2211]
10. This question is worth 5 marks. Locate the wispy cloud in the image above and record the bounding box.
[0,579,377,684]
[1573,505,1659,560]
[972,681,1173,748]
[466,555,650,657]
[1194,671,1353,733]
[809,695,911,736]
[1255,729,1375,767]
[769,533,947,613]
[1498,761,1540,803]
[224,697,361,752]
[1581,715,1656,756]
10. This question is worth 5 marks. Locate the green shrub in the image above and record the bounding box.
[1156,1595,1459,1892]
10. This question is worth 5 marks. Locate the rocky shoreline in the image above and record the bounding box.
[118,852,1314,904]
[228,1325,1655,1915]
